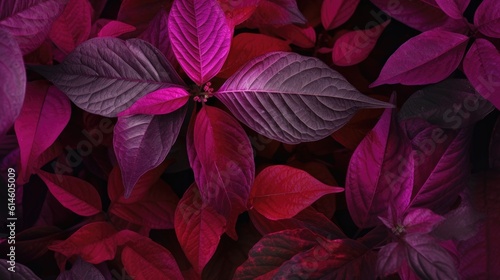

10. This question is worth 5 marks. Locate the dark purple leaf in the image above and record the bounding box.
[245,0,307,28]
[474,0,500,38]
[30,38,183,117]
[0,260,41,279]
[138,9,177,67]
[215,52,391,144]
[435,0,470,19]
[57,258,105,280]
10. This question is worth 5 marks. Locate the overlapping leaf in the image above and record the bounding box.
[474,0,500,38]
[321,0,360,30]
[49,0,92,53]
[138,9,176,66]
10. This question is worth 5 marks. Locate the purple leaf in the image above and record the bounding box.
[118,87,189,116]
[463,39,500,110]
[377,242,405,277]
[402,208,444,235]
[245,0,308,28]
[0,0,68,54]
[346,95,413,229]
[30,38,183,117]
[215,52,391,144]
[97,21,136,38]
[474,0,500,38]
[113,105,187,197]
[398,79,495,129]
[168,0,232,85]
[370,29,468,87]
[0,29,25,139]
[435,0,470,19]
[0,259,41,279]
[138,9,177,68]
[57,258,105,280]
[188,106,254,218]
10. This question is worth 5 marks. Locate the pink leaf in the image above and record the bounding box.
[0,29,25,138]
[118,87,189,116]
[260,24,316,48]
[332,20,390,66]
[0,0,68,54]
[138,9,177,67]
[97,21,136,38]
[370,29,468,87]
[474,0,500,38]
[250,165,343,220]
[463,39,500,110]
[346,96,413,228]
[321,0,360,30]
[37,170,102,216]
[435,0,470,19]
[168,0,232,85]
[14,82,71,182]
[189,106,254,218]
[245,0,307,28]
[174,184,226,274]
[49,0,92,53]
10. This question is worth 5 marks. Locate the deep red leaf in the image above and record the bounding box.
[245,0,307,28]
[260,24,316,48]
[117,0,168,35]
[218,0,260,28]
[97,20,136,38]
[49,0,92,53]
[321,0,360,30]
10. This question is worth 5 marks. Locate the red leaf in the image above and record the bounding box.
[117,0,167,35]
[121,231,183,280]
[250,165,343,220]
[474,0,500,38]
[332,20,390,66]
[37,170,102,216]
[245,0,307,28]
[174,184,226,274]
[321,0,360,30]
[118,87,189,116]
[14,82,71,183]
[49,0,92,53]
[97,20,136,38]
[260,24,316,48]
[48,222,119,264]
[218,0,261,28]
[370,29,468,87]
[217,33,291,79]
[463,39,500,110]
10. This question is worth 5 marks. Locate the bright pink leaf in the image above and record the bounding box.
[332,20,390,66]
[97,20,136,38]
[218,0,261,28]
[463,39,500,110]
[121,231,183,280]
[250,165,343,220]
[138,9,177,67]
[260,24,316,48]
[57,258,105,280]
[0,29,25,138]
[168,0,232,85]
[37,170,102,216]
[474,0,500,38]
[321,0,360,30]
[189,106,254,218]
[245,0,307,28]
[370,29,468,87]
[14,82,71,182]
[435,0,470,19]
[49,0,92,53]
[0,0,68,54]
[174,184,226,274]
[346,96,413,229]
[118,87,189,117]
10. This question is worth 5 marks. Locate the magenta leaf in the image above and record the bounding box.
[474,0,500,38]
[57,258,105,280]
[402,208,445,235]
[0,0,68,54]
[0,29,25,139]
[168,0,232,85]
[321,0,360,30]
[30,38,183,117]
[97,21,136,38]
[118,87,189,116]
[463,39,500,110]
[14,82,71,182]
[346,96,413,229]
[113,106,187,197]
[215,52,391,144]
[188,106,254,218]
[332,20,390,66]
[138,9,177,67]
[370,29,468,87]
[435,0,470,19]
[377,242,405,277]
[398,79,495,129]
[245,0,307,28]
[0,260,41,279]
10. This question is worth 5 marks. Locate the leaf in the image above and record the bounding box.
[377,242,405,277]
[217,33,291,79]
[332,20,390,66]
[398,79,495,128]
[463,39,500,110]
[215,52,391,144]
[30,38,183,117]
[97,21,136,38]
[435,0,470,19]
[48,222,119,264]
[14,82,71,182]
[321,0,360,30]
[118,87,189,116]
[168,0,232,85]
[370,29,468,87]
[0,29,25,139]
[189,106,254,218]
[116,0,167,34]
[474,0,500,38]
[113,106,187,197]
[37,170,102,216]
[218,0,261,27]
[57,258,105,280]
[121,231,183,280]
[49,0,92,53]
[401,208,444,235]
[0,0,68,54]
[138,9,176,67]
[174,184,226,274]
[346,96,413,228]
[260,24,317,48]
[0,260,41,279]
[250,165,343,220]
[245,0,307,28]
